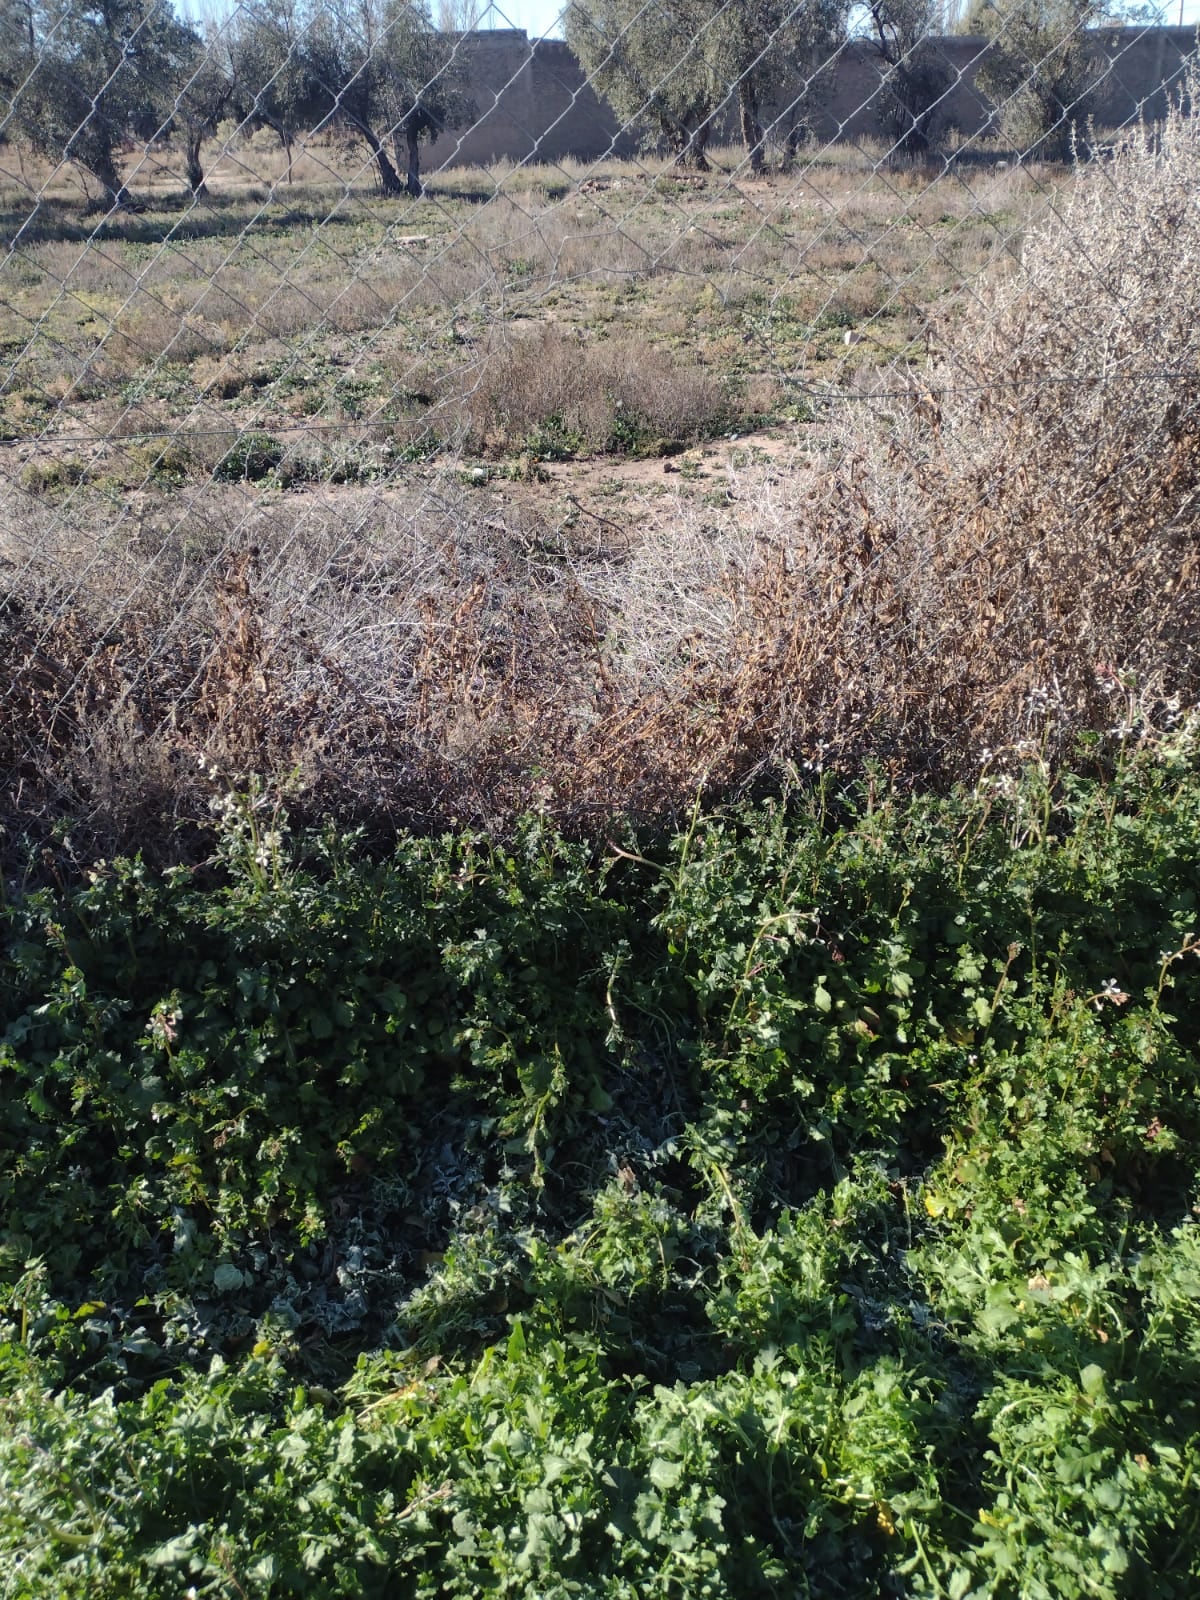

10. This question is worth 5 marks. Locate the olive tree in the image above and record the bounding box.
[722,0,848,172]
[303,0,472,196]
[174,21,238,195]
[565,0,724,167]
[228,0,319,183]
[0,0,199,205]
[862,0,955,157]
[565,0,848,173]
[968,0,1109,157]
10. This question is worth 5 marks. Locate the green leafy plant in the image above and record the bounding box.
[212,431,284,482]
[5,757,1200,1594]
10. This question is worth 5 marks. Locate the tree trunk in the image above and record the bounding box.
[277,126,294,185]
[693,119,712,170]
[672,119,711,171]
[738,78,765,174]
[353,118,404,194]
[90,150,130,209]
[68,127,129,209]
[392,123,424,197]
[375,139,404,194]
[185,129,207,197]
[885,61,934,160]
[405,123,421,198]
[780,116,807,175]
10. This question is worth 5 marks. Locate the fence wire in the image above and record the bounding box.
[0,0,1198,849]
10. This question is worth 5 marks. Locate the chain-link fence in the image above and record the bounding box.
[0,1,1198,859]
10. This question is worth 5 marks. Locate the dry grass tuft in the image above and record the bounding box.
[448,325,732,457]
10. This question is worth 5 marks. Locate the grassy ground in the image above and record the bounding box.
[0,128,1107,863]
[0,133,1046,500]
[1,103,1198,865]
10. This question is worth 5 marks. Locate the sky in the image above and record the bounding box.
[481,0,1200,41]
[184,0,1200,42]
[464,0,565,35]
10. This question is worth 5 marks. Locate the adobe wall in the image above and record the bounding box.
[424,29,639,172]
[1086,25,1198,129]
[423,24,1200,174]
[810,26,1197,145]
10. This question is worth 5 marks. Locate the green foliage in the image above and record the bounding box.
[523,412,583,462]
[564,0,847,168]
[970,0,1110,156]
[18,455,87,493]
[5,752,1200,1594]
[225,0,318,173]
[213,431,284,480]
[303,0,473,195]
[124,439,192,486]
[862,0,956,155]
[0,0,202,203]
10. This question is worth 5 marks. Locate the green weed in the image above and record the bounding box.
[4,756,1200,1594]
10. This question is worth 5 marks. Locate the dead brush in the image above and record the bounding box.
[542,80,1200,792]
[7,80,1200,863]
[663,77,1200,783]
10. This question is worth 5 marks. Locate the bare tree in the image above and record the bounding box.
[435,0,484,30]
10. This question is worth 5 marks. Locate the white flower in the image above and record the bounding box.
[254,830,283,868]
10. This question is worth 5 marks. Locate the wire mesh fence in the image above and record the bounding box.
[0,1,1198,860]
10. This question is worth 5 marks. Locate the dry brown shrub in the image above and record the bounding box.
[324,275,421,335]
[453,325,729,455]
[692,86,1200,779]
[103,305,229,373]
[190,353,266,400]
[83,398,165,440]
